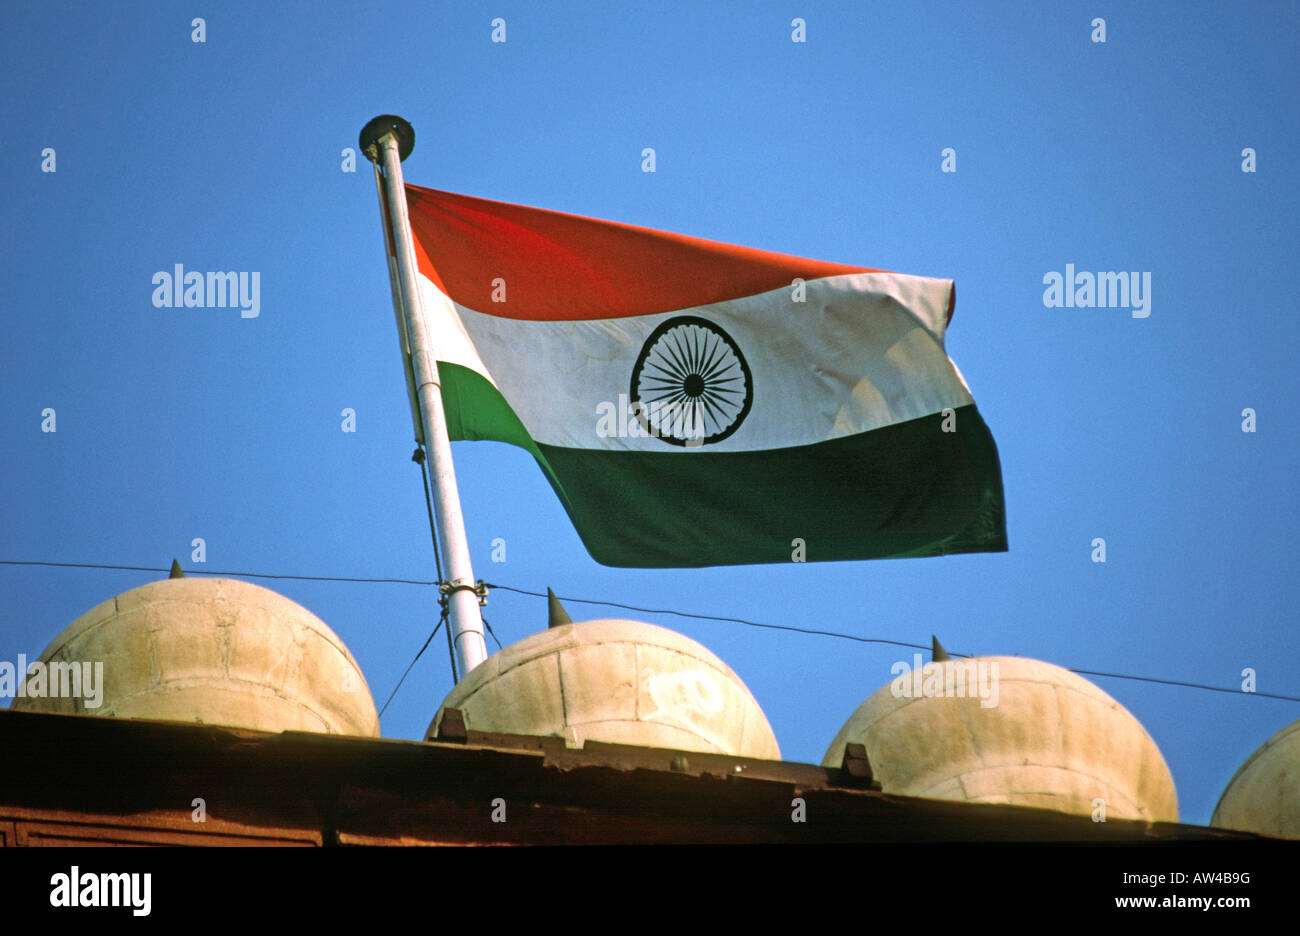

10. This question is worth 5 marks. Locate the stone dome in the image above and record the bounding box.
[1210,719,1300,839]
[10,577,380,737]
[822,655,1178,822]
[426,618,780,759]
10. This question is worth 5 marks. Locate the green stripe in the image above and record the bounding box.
[439,362,1007,568]
[437,361,573,513]
[439,361,537,450]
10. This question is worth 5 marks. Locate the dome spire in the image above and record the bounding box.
[931,634,950,662]
[547,588,573,629]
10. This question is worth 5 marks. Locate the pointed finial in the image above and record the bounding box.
[547,588,573,629]
[931,635,950,662]
[169,559,185,579]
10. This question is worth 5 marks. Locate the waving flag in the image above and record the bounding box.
[400,184,1006,567]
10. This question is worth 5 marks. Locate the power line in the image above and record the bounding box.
[4,559,1298,704]
[0,560,438,586]
[378,610,446,719]
[486,582,931,651]
[488,584,1300,704]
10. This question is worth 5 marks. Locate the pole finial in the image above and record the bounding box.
[359,115,415,163]
[169,559,185,579]
[547,588,573,629]
[931,635,951,662]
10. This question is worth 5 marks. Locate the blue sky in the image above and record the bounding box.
[2,1,1296,827]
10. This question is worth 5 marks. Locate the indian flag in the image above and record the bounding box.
[400,184,1006,568]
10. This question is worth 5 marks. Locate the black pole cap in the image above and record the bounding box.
[359,115,415,162]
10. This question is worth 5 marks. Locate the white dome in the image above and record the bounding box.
[823,655,1177,821]
[427,618,780,759]
[1211,719,1300,839]
[10,577,380,737]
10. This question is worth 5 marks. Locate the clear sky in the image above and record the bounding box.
[2,1,1296,827]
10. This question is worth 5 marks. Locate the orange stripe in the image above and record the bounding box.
[405,184,890,322]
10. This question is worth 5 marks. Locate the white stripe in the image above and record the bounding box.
[418,272,974,453]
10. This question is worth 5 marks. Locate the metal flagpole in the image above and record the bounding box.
[360,115,489,677]
[370,146,425,450]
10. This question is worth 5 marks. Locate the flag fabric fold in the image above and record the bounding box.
[400,184,1006,568]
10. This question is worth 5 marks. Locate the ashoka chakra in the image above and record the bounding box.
[629,316,753,447]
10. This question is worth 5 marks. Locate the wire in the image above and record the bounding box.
[378,610,446,719]
[413,446,458,683]
[1068,668,1278,699]
[4,559,1297,703]
[487,584,1300,703]
[481,615,504,652]
[441,596,458,685]
[0,560,438,585]
[486,582,931,651]
[412,447,444,585]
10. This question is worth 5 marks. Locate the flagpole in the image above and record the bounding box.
[370,151,425,449]
[360,115,488,677]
